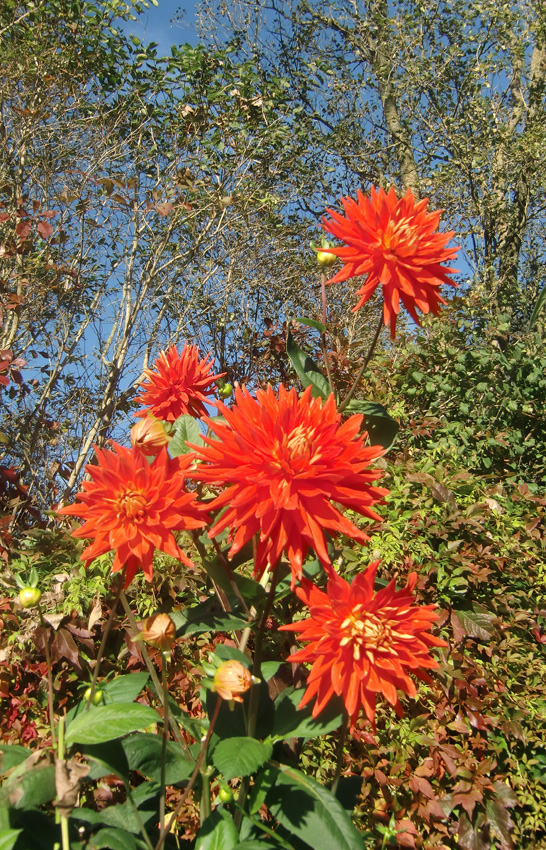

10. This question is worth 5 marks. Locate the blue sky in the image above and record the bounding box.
[123,0,200,55]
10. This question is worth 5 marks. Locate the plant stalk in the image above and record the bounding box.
[339,313,384,412]
[38,604,56,747]
[85,576,123,710]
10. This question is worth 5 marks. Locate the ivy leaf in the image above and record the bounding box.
[286,329,331,400]
[212,737,273,781]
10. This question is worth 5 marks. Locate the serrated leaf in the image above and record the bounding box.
[272,688,344,740]
[451,608,495,641]
[90,827,138,850]
[195,809,240,850]
[122,733,193,783]
[212,737,273,780]
[286,329,331,400]
[169,414,203,457]
[65,703,159,744]
[266,765,364,850]
[102,673,149,704]
[0,764,56,809]
[485,800,514,850]
[343,400,399,450]
[171,601,249,637]
[0,745,31,774]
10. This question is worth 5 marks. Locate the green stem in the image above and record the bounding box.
[56,717,69,850]
[339,313,384,412]
[38,605,56,747]
[320,273,335,396]
[236,567,279,825]
[126,786,155,850]
[155,696,222,850]
[233,803,297,850]
[159,654,169,831]
[85,576,123,711]
[331,710,349,796]
[119,590,192,759]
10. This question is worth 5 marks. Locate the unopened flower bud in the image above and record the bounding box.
[140,613,176,651]
[212,660,252,702]
[131,415,172,456]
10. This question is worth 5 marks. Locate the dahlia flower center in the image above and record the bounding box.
[381,217,418,256]
[339,604,393,661]
[272,424,319,475]
[116,488,148,521]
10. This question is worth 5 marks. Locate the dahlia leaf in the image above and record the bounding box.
[0,830,22,850]
[0,744,30,774]
[169,414,203,457]
[86,827,138,850]
[65,704,160,745]
[122,733,194,783]
[212,737,273,781]
[171,602,249,637]
[266,765,365,850]
[294,316,327,333]
[271,687,344,740]
[344,400,399,449]
[0,763,56,810]
[286,329,331,400]
[195,809,240,850]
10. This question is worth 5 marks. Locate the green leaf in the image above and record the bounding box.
[266,765,364,850]
[0,745,30,774]
[529,285,546,331]
[272,688,344,740]
[122,733,194,784]
[195,809,240,850]
[169,414,203,457]
[0,764,56,809]
[201,556,266,607]
[451,606,496,641]
[343,400,399,450]
[84,741,131,783]
[0,830,22,850]
[212,737,273,781]
[66,703,160,745]
[230,843,281,850]
[102,673,149,704]
[90,827,139,850]
[286,329,331,400]
[294,316,327,333]
[171,601,249,637]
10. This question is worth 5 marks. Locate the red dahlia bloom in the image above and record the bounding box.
[57,443,207,587]
[190,385,388,586]
[134,343,224,422]
[282,562,447,730]
[322,186,459,338]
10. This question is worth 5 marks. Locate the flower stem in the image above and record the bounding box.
[38,605,56,747]
[154,696,222,850]
[320,273,335,396]
[331,710,349,796]
[119,591,192,760]
[56,716,69,850]
[339,313,384,412]
[159,653,169,831]
[85,576,123,711]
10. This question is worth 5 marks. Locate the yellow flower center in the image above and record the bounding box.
[339,604,394,661]
[271,424,321,476]
[116,489,148,521]
[381,217,418,256]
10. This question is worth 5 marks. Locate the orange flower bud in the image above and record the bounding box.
[131,415,172,456]
[212,660,252,702]
[140,613,176,651]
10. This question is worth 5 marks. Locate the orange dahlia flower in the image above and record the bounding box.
[57,443,208,587]
[281,562,447,730]
[134,343,224,422]
[190,384,388,586]
[322,186,459,338]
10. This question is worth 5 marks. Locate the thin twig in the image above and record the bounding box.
[85,577,123,710]
[339,314,384,412]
